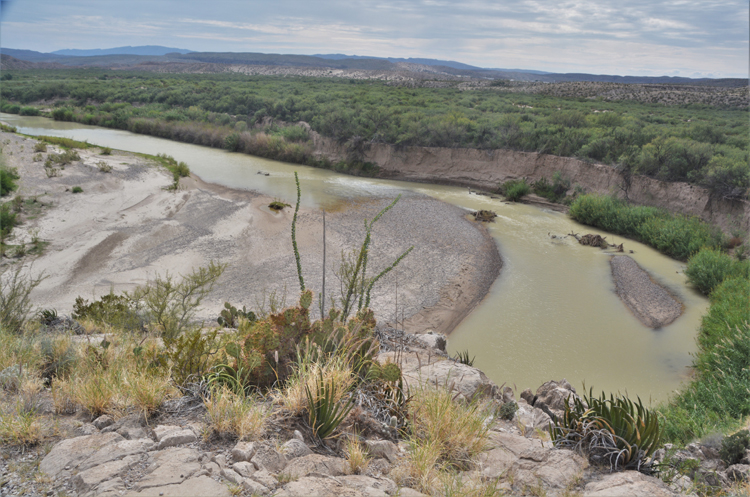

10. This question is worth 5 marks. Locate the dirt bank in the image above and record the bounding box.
[0,132,500,335]
[311,133,750,236]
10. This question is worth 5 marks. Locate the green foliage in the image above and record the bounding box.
[217,302,256,328]
[0,266,45,334]
[532,172,571,203]
[685,248,749,295]
[71,186,83,194]
[498,401,518,421]
[127,261,226,339]
[154,153,190,177]
[47,149,81,165]
[550,389,662,471]
[453,350,475,367]
[0,123,17,133]
[500,178,530,201]
[39,336,77,382]
[305,368,355,439]
[569,195,723,260]
[18,106,40,116]
[33,142,47,153]
[0,203,20,242]
[72,293,143,331]
[100,146,112,155]
[38,135,90,149]
[719,430,750,465]
[268,200,290,210]
[0,167,19,196]
[163,328,221,386]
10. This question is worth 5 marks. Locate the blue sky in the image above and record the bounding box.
[1,0,747,78]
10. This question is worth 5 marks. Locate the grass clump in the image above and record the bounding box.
[0,266,45,334]
[71,186,83,193]
[204,386,269,440]
[344,438,371,474]
[0,166,19,197]
[0,399,43,446]
[569,194,723,260]
[499,178,530,202]
[38,135,90,149]
[100,146,112,155]
[33,142,47,153]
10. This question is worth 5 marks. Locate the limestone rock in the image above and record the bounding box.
[250,469,278,489]
[136,447,201,490]
[242,477,271,495]
[284,453,346,479]
[478,446,515,479]
[275,476,365,497]
[40,432,124,476]
[221,467,244,484]
[282,438,313,459]
[515,401,552,434]
[232,441,257,462]
[338,475,398,497]
[155,429,197,449]
[396,488,429,497]
[583,471,677,497]
[232,460,257,478]
[92,414,115,430]
[410,360,499,401]
[123,475,231,496]
[153,424,181,441]
[365,440,399,463]
[78,437,155,471]
[726,464,750,482]
[73,455,140,493]
[513,448,587,490]
[414,332,447,353]
[251,445,287,473]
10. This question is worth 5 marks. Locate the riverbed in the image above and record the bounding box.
[1,113,709,402]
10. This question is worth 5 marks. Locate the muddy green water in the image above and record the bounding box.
[2,114,708,403]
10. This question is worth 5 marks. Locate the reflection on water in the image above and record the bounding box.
[2,113,708,402]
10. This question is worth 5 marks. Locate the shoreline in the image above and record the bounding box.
[0,131,501,336]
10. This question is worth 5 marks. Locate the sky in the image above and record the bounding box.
[1,0,747,78]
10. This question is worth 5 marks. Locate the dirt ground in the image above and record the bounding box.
[0,131,501,335]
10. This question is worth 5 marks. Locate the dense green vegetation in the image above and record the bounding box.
[568,194,724,261]
[570,195,749,445]
[1,69,747,197]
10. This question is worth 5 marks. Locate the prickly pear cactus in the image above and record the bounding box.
[299,290,313,310]
[381,362,402,383]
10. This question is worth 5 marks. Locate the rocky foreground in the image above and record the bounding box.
[2,330,748,497]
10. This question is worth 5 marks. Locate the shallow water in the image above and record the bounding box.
[2,113,708,403]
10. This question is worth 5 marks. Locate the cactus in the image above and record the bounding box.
[217,302,256,328]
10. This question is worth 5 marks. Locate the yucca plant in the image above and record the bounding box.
[305,369,355,439]
[549,389,662,472]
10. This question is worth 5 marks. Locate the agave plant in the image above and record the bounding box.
[305,369,355,439]
[549,388,662,472]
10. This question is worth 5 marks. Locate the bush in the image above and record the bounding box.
[720,430,750,465]
[100,146,112,155]
[0,167,19,196]
[33,142,47,153]
[0,266,45,334]
[71,186,83,194]
[38,135,90,149]
[72,293,142,331]
[550,389,662,471]
[18,107,40,117]
[685,248,749,295]
[500,178,530,201]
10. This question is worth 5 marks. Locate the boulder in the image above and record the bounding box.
[72,455,140,493]
[233,461,257,478]
[232,441,257,462]
[413,332,447,353]
[275,476,366,497]
[92,414,115,430]
[40,432,124,476]
[78,437,155,471]
[155,429,197,450]
[408,359,499,401]
[512,448,587,491]
[726,464,750,482]
[282,438,313,459]
[135,447,201,490]
[123,475,231,497]
[583,471,677,497]
[337,475,398,497]
[251,445,288,473]
[365,440,399,464]
[284,454,346,479]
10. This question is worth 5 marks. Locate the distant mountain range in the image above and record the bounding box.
[1,46,743,86]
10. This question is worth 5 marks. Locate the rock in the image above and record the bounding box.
[744,449,750,465]
[293,430,304,441]
[212,453,227,468]
[232,461,257,478]
[242,477,271,495]
[250,469,278,489]
[232,441,257,462]
[203,461,220,476]
[97,476,126,495]
[251,445,287,473]
[123,475,231,496]
[221,467,244,484]
[583,471,677,496]
[72,455,140,493]
[102,414,152,440]
[283,453,346,479]
[153,425,181,441]
[513,448,587,490]
[515,402,552,434]
[668,474,693,494]
[92,415,115,430]
[275,476,365,497]
[338,475,398,497]
[136,447,201,490]
[520,388,534,405]
[414,332,447,353]
[396,488,429,497]
[534,379,577,412]
[365,440,399,464]
[365,458,391,477]
[155,429,197,449]
[502,386,515,403]
[726,464,750,482]
[78,437,155,471]
[74,423,100,437]
[410,360,499,401]
[40,432,124,476]
[478,446,515,479]
[281,438,313,459]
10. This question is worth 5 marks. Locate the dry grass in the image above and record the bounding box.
[274,357,354,415]
[204,386,270,440]
[123,369,177,417]
[391,438,444,494]
[344,437,371,475]
[0,399,44,446]
[439,472,503,497]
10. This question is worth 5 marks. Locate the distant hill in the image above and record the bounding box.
[1,48,72,61]
[51,46,193,57]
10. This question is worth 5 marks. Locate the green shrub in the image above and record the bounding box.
[48,150,81,166]
[0,124,16,133]
[550,389,662,471]
[72,293,143,331]
[164,328,221,386]
[719,430,750,465]
[33,142,47,153]
[685,248,748,295]
[500,178,530,201]
[0,167,19,196]
[100,146,112,155]
[217,302,256,328]
[38,135,90,149]
[0,266,45,334]
[18,107,40,117]
[71,186,83,194]
[0,203,19,239]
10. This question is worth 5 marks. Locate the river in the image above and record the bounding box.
[1,113,708,403]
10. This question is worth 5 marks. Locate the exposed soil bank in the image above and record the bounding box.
[312,134,750,235]
[610,255,683,328]
[0,131,500,336]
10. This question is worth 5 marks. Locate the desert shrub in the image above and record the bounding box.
[0,266,45,334]
[38,135,90,149]
[125,369,176,417]
[0,123,16,133]
[279,125,310,143]
[96,161,112,173]
[498,401,518,421]
[0,166,19,196]
[720,430,750,466]
[685,248,749,295]
[532,171,571,203]
[72,293,142,331]
[550,389,662,471]
[453,350,475,367]
[18,106,40,117]
[38,335,77,383]
[100,146,112,155]
[71,186,83,193]
[163,328,221,386]
[0,203,19,239]
[224,132,241,152]
[127,261,225,339]
[47,150,81,166]
[155,153,190,177]
[499,178,530,201]
[306,368,355,439]
[33,142,47,153]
